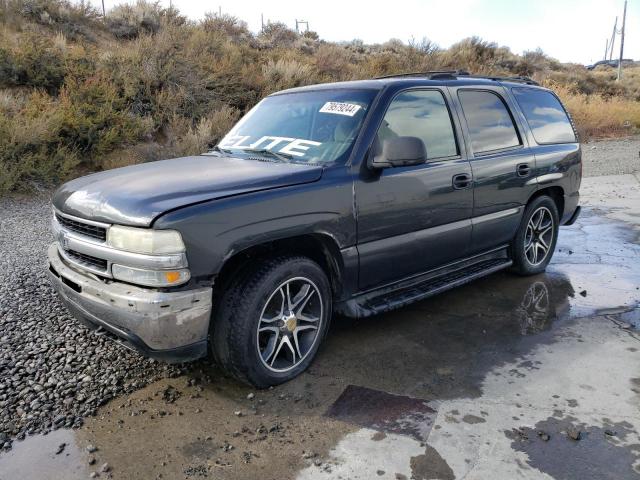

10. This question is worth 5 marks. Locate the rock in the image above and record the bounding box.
[100,463,111,473]
[0,199,191,443]
[377,470,385,476]
[56,443,66,455]
[567,428,581,441]
[579,290,587,297]
[604,429,616,436]
[537,431,550,441]
[234,411,243,417]
[86,444,98,453]
[247,393,255,400]
[88,456,96,465]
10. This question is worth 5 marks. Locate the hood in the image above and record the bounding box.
[53,155,324,227]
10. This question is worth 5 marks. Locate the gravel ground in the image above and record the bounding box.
[582,136,640,177]
[0,136,637,452]
[0,195,191,451]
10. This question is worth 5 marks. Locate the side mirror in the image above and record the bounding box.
[370,136,427,169]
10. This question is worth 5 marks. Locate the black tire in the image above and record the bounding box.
[511,196,559,276]
[210,255,332,388]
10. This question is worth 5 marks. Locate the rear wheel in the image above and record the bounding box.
[211,256,331,387]
[511,196,559,276]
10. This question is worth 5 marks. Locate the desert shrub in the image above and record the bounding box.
[550,82,640,139]
[258,22,298,49]
[56,74,152,160]
[261,58,315,93]
[439,37,515,74]
[171,106,239,156]
[1,0,639,194]
[314,44,357,80]
[106,0,185,39]
[5,0,101,40]
[0,91,79,192]
[0,30,66,93]
[201,13,251,44]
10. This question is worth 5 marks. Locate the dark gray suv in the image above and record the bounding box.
[48,71,581,387]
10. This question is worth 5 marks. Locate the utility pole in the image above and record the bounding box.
[261,13,264,32]
[101,0,105,17]
[617,0,627,81]
[609,16,618,60]
[604,38,609,61]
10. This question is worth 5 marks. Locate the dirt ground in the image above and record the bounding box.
[1,150,640,479]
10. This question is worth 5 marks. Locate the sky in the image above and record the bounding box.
[91,0,639,65]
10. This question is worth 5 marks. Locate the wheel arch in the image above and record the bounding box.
[528,186,564,219]
[213,233,346,301]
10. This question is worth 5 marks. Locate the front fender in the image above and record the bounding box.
[153,169,355,281]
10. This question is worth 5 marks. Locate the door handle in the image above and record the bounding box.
[517,163,531,177]
[452,173,472,190]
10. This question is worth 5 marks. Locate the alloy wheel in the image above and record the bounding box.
[524,206,554,266]
[257,277,323,373]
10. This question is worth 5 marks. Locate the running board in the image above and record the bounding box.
[337,257,513,318]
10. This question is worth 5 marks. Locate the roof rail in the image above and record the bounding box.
[374,70,470,80]
[373,70,539,86]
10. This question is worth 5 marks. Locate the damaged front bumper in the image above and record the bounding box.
[46,243,212,363]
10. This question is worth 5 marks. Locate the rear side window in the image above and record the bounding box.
[378,90,458,160]
[458,90,521,154]
[512,88,576,144]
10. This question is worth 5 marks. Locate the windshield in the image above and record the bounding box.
[215,89,377,165]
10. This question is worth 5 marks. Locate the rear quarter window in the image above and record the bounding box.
[512,88,576,144]
[458,90,521,154]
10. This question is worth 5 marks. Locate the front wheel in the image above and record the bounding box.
[211,256,331,387]
[511,196,559,276]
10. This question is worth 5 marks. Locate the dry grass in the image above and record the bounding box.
[552,81,640,139]
[0,0,638,193]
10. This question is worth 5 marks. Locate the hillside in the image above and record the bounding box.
[1,0,639,193]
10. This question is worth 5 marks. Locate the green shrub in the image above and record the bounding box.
[0,31,66,93]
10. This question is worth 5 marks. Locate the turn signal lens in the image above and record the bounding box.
[112,264,190,287]
[164,271,181,283]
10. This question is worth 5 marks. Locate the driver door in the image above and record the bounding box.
[355,88,474,291]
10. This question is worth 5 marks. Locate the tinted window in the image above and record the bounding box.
[458,90,521,154]
[378,90,458,159]
[513,88,576,144]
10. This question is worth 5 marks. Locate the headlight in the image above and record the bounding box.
[107,226,185,254]
[112,264,191,287]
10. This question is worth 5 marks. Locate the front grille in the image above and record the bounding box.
[65,249,108,271]
[56,214,107,241]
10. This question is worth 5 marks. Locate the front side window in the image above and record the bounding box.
[377,90,458,160]
[512,88,576,144]
[217,89,376,165]
[458,90,521,154]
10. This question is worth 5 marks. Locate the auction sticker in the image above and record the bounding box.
[319,102,362,117]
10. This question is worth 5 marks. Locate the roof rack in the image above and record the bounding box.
[374,70,539,86]
[374,70,470,80]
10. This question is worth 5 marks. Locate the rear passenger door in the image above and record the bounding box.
[356,88,473,290]
[450,86,537,254]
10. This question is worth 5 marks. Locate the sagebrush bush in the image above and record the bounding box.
[0,0,639,194]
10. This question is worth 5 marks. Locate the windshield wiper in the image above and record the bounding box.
[210,145,233,155]
[243,148,296,163]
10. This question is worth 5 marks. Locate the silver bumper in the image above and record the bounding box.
[47,243,212,361]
